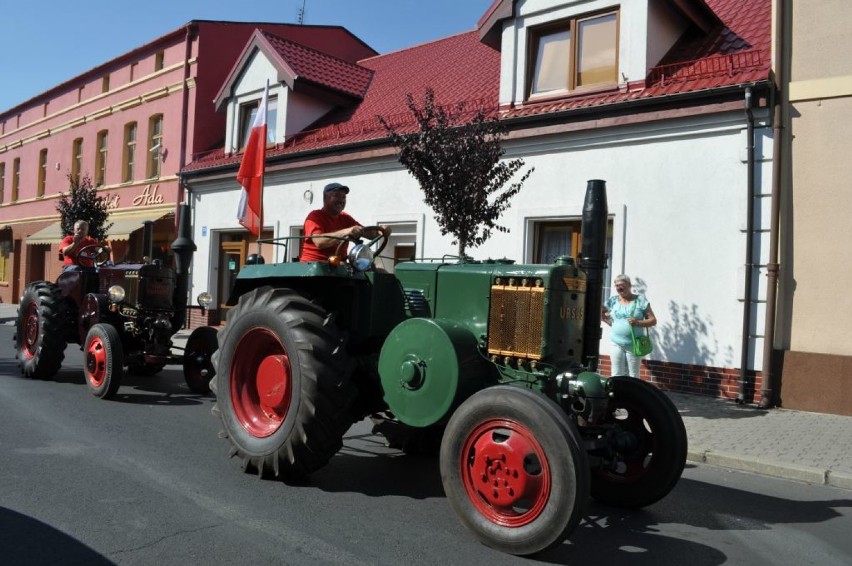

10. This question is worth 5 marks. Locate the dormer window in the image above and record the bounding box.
[528,10,618,98]
[238,95,277,149]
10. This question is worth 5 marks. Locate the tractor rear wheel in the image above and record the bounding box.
[84,324,125,399]
[440,386,590,556]
[589,376,687,508]
[183,326,218,394]
[212,287,355,480]
[15,281,68,379]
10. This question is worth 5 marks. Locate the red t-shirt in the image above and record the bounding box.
[60,235,99,267]
[300,210,360,262]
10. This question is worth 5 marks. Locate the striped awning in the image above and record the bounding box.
[25,209,172,245]
[106,210,172,241]
[25,222,64,245]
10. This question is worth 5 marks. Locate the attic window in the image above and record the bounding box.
[528,10,619,98]
[238,96,278,149]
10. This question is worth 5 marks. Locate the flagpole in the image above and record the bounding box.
[257,80,268,258]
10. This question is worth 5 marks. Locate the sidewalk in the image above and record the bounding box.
[2,301,851,490]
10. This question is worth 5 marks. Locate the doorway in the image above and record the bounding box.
[218,241,246,318]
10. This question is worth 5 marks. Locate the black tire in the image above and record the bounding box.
[15,281,68,379]
[212,287,355,480]
[440,386,590,556]
[83,324,125,400]
[589,376,688,508]
[183,326,218,394]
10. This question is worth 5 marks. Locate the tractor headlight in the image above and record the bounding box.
[197,292,213,308]
[348,244,374,272]
[108,285,126,303]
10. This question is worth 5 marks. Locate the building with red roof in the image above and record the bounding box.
[182,0,779,404]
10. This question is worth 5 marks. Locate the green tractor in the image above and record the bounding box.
[211,180,687,556]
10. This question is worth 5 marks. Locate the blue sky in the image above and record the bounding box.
[0,0,493,112]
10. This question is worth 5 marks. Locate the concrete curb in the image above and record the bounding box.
[688,448,852,490]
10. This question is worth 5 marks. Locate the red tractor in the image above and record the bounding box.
[14,205,218,399]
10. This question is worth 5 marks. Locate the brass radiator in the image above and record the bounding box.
[487,278,545,360]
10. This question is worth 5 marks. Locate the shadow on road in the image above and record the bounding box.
[0,507,114,565]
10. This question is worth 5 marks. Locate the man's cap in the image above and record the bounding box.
[324,182,350,194]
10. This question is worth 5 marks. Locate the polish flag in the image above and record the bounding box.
[236,84,269,236]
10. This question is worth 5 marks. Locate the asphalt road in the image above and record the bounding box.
[1,323,851,565]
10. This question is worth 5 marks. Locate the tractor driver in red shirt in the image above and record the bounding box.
[300,182,390,262]
[59,220,104,269]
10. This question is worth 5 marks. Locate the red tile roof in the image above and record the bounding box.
[260,31,373,99]
[184,0,771,174]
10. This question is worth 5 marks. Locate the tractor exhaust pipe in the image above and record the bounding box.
[580,179,609,372]
[142,220,154,262]
[170,202,197,331]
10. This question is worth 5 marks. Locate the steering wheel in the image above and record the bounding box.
[76,243,112,268]
[333,226,389,264]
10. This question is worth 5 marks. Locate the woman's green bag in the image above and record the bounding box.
[629,300,653,356]
[631,332,653,356]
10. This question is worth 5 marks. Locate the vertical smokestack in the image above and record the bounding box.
[170,203,196,331]
[580,179,609,371]
[142,220,154,262]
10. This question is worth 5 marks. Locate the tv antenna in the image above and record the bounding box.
[297,0,306,25]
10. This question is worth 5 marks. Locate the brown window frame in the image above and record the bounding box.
[11,158,20,202]
[147,114,163,179]
[71,138,83,180]
[37,149,48,197]
[527,9,619,99]
[123,122,137,182]
[95,130,108,187]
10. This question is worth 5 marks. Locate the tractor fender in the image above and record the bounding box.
[378,318,492,427]
[78,293,111,343]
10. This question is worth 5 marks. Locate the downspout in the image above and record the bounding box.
[737,87,756,403]
[759,0,786,409]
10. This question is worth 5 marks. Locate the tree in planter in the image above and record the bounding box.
[379,88,533,258]
[56,173,113,240]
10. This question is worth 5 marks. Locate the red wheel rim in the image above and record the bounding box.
[85,336,108,387]
[22,302,40,360]
[460,418,551,527]
[230,328,293,438]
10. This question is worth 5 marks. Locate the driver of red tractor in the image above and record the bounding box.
[300,182,390,262]
[59,220,103,268]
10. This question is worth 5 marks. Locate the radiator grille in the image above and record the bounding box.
[487,280,545,360]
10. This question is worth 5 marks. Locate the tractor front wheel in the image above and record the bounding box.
[211,287,355,480]
[440,386,590,556]
[183,326,218,394]
[589,376,687,508]
[84,324,125,399]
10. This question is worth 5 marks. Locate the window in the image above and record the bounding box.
[154,51,165,71]
[12,158,20,202]
[0,162,5,204]
[238,96,277,148]
[37,149,48,197]
[77,86,84,103]
[102,75,110,93]
[71,138,83,179]
[529,10,618,97]
[130,62,139,82]
[531,218,613,293]
[147,114,163,179]
[123,122,137,182]
[95,130,108,186]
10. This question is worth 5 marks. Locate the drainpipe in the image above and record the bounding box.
[737,87,756,404]
[759,0,786,409]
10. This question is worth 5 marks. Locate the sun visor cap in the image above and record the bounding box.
[324,182,350,194]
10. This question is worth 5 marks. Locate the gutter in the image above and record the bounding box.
[737,87,756,403]
[759,0,786,409]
